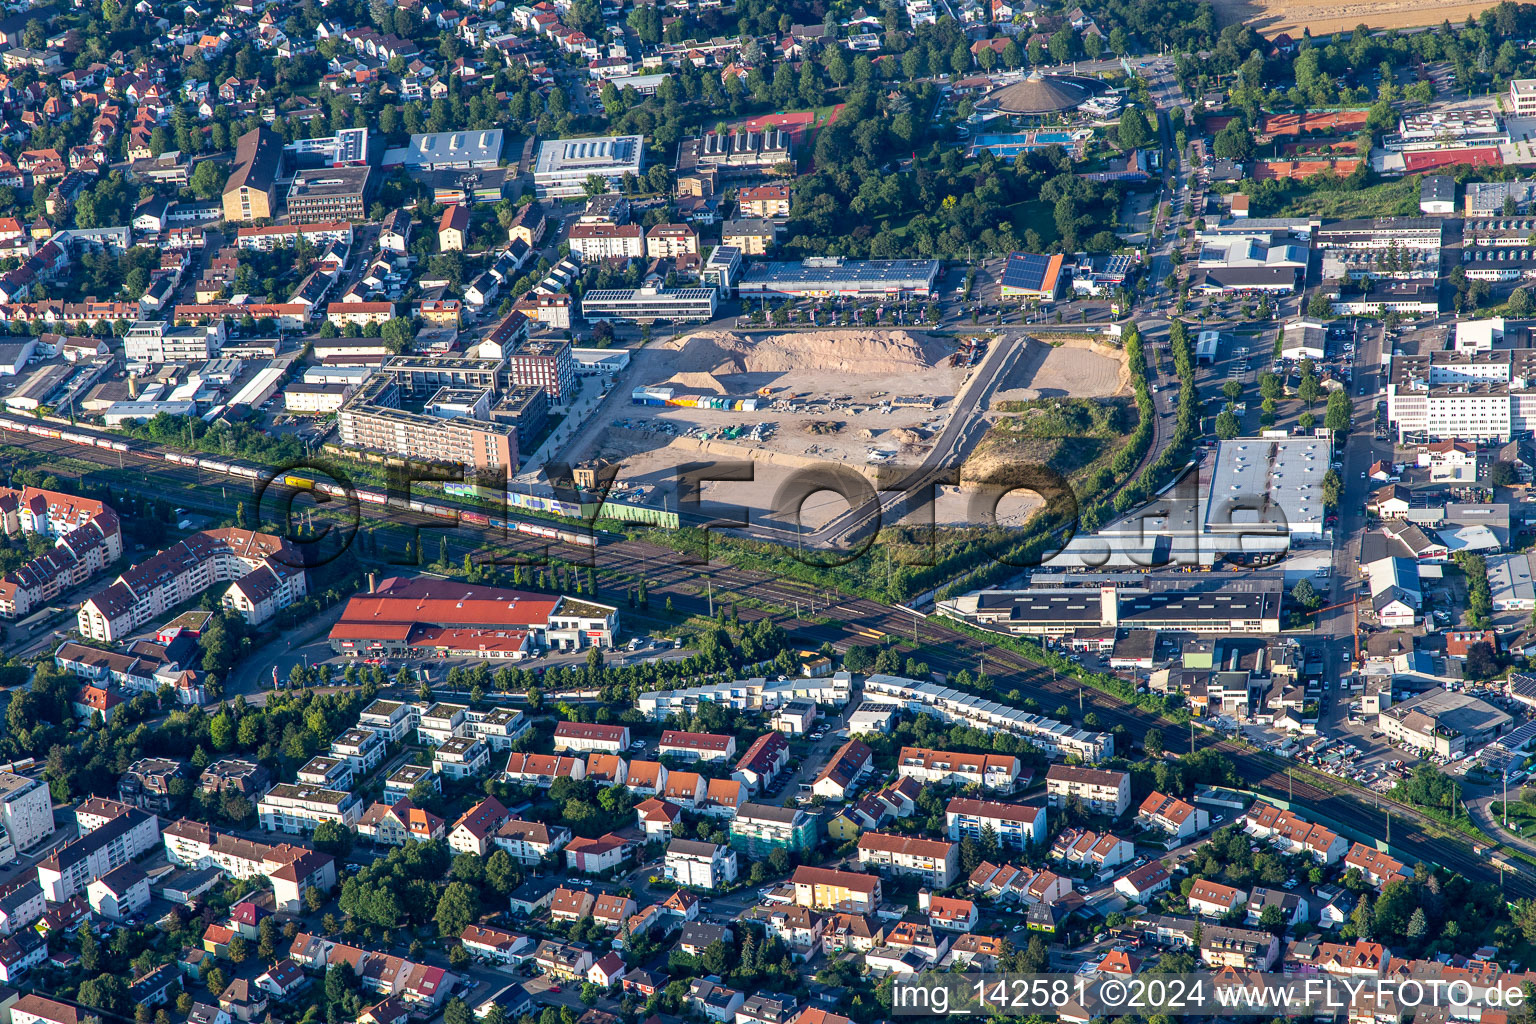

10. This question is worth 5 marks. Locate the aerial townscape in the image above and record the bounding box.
[23,0,1536,1019]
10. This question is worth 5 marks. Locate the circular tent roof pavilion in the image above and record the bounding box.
[983,72,1094,114]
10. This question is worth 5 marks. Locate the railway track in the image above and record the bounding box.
[14,432,1536,896]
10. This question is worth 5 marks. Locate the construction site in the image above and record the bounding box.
[555,328,1129,537]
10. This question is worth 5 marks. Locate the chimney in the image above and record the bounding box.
[1099,584,1118,627]
[367,572,376,594]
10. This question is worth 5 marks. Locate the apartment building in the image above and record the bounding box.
[862,675,1112,760]
[1044,765,1131,817]
[358,700,419,745]
[791,866,882,912]
[1242,802,1349,863]
[855,832,960,887]
[1511,79,1536,117]
[658,730,736,763]
[86,862,149,920]
[329,729,385,776]
[812,740,871,801]
[568,223,643,260]
[118,758,188,814]
[432,737,490,780]
[0,774,54,854]
[37,804,159,902]
[463,708,530,750]
[222,126,281,222]
[78,529,307,642]
[896,747,1022,793]
[507,338,576,400]
[737,184,791,218]
[664,839,738,890]
[417,703,468,747]
[553,721,630,754]
[0,486,122,620]
[944,798,1047,850]
[502,753,586,786]
[337,375,517,472]
[0,881,45,935]
[1343,843,1411,889]
[257,785,363,835]
[161,818,337,912]
[1137,791,1209,839]
[447,798,510,856]
[123,319,226,363]
[644,223,699,259]
[234,222,355,251]
[491,818,571,865]
[728,802,816,858]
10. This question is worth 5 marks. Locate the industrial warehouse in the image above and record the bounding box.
[736,257,943,298]
[327,577,619,658]
[582,287,718,323]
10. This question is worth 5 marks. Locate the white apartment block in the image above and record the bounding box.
[358,699,419,744]
[257,784,363,835]
[638,675,852,718]
[161,818,337,912]
[417,703,468,746]
[432,737,491,780]
[568,223,643,260]
[863,675,1112,761]
[0,774,54,854]
[37,805,159,902]
[664,839,738,890]
[1044,765,1131,817]
[463,708,530,750]
[328,729,384,776]
[856,832,960,887]
[896,747,1022,792]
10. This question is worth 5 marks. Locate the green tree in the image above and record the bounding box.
[1117,108,1151,150]
[435,880,481,938]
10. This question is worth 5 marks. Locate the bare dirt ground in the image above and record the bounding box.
[1212,0,1498,37]
[566,329,971,531]
[567,332,1128,534]
[989,338,1128,408]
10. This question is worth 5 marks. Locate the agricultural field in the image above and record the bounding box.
[1212,0,1499,39]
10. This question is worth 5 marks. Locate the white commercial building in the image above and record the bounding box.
[533,135,644,198]
[1511,79,1536,118]
[1386,348,1536,443]
[1489,551,1536,610]
[1205,437,1329,540]
[583,287,718,323]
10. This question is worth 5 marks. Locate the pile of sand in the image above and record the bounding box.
[664,371,729,393]
[667,330,950,376]
[890,427,927,444]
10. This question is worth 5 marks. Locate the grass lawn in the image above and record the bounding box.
[1007,200,1058,247]
[1274,177,1422,218]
